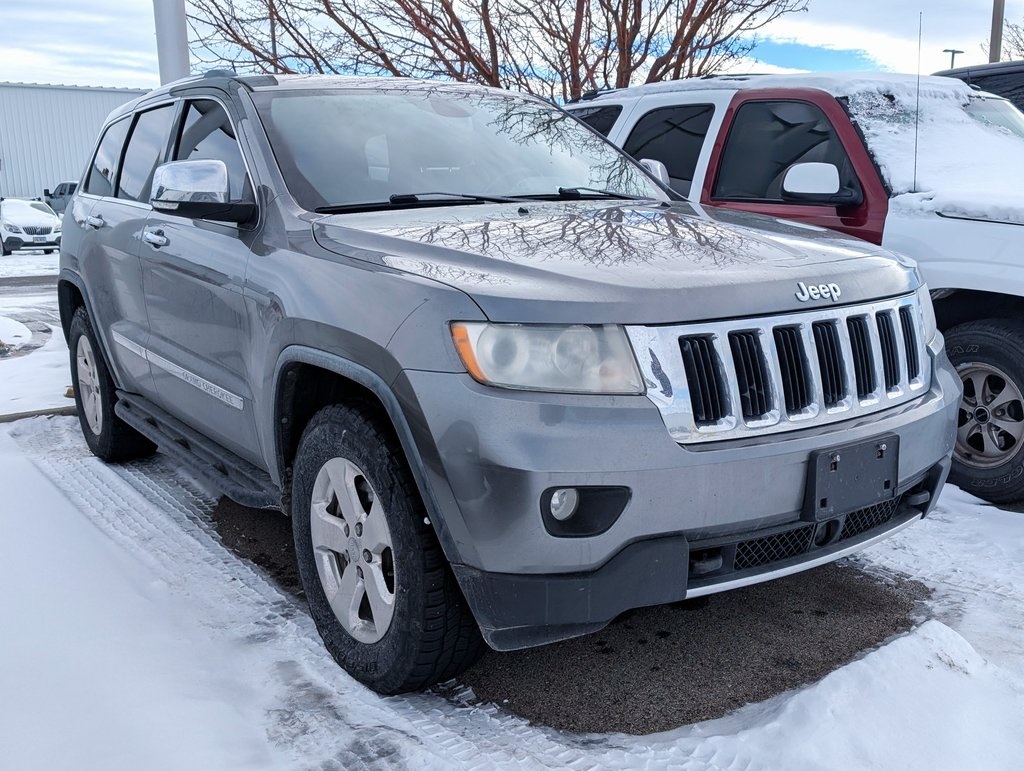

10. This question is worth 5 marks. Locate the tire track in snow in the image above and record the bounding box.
[12,416,733,770]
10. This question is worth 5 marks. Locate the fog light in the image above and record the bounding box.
[549,488,580,521]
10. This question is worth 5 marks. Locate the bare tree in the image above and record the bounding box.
[188,0,806,100]
[1003,19,1024,60]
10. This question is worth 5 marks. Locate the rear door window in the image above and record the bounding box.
[623,105,715,196]
[713,100,857,203]
[174,100,251,201]
[117,105,177,203]
[569,105,623,137]
[84,118,131,197]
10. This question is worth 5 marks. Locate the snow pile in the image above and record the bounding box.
[845,81,1024,224]
[0,323,71,414]
[0,316,32,352]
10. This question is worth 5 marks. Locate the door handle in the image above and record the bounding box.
[143,228,169,248]
[85,215,104,229]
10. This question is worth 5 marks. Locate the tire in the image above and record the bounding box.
[292,403,484,694]
[68,307,156,462]
[1,245,10,257]
[946,319,1024,503]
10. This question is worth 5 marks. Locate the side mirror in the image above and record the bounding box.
[639,158,671,187]
[781,162,863,207]
[43,189,51,197]
[150,159,255,223]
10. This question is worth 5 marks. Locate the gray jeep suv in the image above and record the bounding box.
[60,71,960,694]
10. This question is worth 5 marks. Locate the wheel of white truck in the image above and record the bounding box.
[946,320,1024,504]
[291,403,484,694]
[68,307,156,463]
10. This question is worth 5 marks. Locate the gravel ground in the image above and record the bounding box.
[211,497,930,735]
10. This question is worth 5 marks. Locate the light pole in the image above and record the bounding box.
[152,0,190,84]
[991,0,1006,63]
[943,48,964,69]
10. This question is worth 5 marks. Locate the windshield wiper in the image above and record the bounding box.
[517,187,644,201]
[314,191,522,214]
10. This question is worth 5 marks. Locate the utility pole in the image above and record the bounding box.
[943,48,964,68]
[152,0,190,84]
[990,0,1006,63]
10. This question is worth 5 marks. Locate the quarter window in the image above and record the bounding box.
[117,105,177,203]
[84,118,131,197]
[175,100,251,201]
[623,105,715,196]
[569,105,623,137]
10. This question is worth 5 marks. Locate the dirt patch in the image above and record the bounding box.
[209,497,930,735]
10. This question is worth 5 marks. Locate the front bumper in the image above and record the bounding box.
[396,341,959,650]
[3,234,60,251]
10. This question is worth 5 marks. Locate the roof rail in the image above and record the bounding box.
[202,68,238,78]
[567,87,617,104]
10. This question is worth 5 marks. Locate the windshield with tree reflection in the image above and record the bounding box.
[251,87,668,211]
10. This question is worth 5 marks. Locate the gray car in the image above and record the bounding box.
[59,71,960,694]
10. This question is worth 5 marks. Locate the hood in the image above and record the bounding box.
[313,200,918,324]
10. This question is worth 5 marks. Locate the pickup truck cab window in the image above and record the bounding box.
[713,100,857,203]
[623,104,715,196]
[569,104,623,136]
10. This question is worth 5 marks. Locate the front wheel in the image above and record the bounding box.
[68,307,155,462]
[292,404,484,694]
[946,319,1024,504]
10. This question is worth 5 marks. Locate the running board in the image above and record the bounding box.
[114,392,281,510]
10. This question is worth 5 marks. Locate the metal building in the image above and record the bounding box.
[0,82,149,199]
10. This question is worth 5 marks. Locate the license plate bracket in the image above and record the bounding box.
[804,434,899,521]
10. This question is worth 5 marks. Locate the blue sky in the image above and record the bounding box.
[0,0,1019,88]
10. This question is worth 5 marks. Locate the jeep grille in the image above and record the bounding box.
[627,294,930,444]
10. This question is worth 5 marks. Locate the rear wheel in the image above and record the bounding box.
[946,320,1024,503]
[68,307,155,462]
[292,403,484,694]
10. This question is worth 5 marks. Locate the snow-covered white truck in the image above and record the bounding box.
[570,73,1024,503]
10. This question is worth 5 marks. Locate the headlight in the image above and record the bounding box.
[53,224,62,234]
[5,223,22,234]
[451,322,644,394]
[918,285,938,341]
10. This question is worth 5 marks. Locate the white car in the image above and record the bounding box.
[1,198,62,256]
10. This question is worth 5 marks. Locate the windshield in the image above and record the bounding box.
[252,87,668,211]
[845,87,1024,198]
[965,96,1024,139]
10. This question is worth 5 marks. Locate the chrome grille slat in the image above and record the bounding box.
[627,293,931,444]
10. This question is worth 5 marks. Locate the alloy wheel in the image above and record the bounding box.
[955,362,1024,469]
[76,335,103,436]
[309,457,396,643]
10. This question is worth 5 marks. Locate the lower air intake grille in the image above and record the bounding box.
[840,497,902,540]
[812,321,845,407]
[679,335,726,425]
[734,525,814,571]
[729,331,770,419]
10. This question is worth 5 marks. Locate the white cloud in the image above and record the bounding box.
[762,0,1024,74]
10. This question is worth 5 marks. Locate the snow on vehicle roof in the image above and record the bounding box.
[582,72,974,102]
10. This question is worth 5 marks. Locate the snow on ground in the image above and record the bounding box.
[2,415,1024,770]
[0,321,70,414]
[0,251,59,279]
[0,315,32,350]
